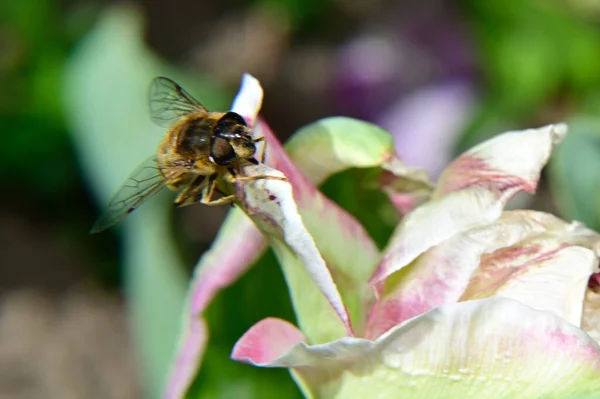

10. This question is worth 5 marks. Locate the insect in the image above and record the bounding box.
[91,76,281,234]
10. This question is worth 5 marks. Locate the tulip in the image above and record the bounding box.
[167,75,600,399]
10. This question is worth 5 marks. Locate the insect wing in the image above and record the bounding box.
[149,77,208,127]
[91,157,167,233]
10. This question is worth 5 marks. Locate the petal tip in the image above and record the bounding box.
[231,317,306,366]
[549,123,568,145]
[231,72,264,127]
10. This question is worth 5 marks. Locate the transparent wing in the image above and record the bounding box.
[91,157,168,233]
[149,77,208,127]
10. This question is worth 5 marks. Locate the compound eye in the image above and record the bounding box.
[214,112,248,137]
[211,136,235,165]
[219,112,247,127]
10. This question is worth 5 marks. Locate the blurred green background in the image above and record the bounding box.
[2,0,600,398]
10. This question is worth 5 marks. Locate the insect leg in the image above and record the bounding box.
[201,174,236,206]
[253,136,267,163]
[234,174,287,182]
[226,162,287,183]
[174,175,207,207]
[201,174,218,203]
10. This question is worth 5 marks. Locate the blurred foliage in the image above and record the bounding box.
[256,0,326,30]
[0,0,93,190]
[459,0,600,149]
[63,6,191,397]
[0,0,123,287]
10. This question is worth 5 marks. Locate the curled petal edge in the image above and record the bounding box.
[233,298,600,398]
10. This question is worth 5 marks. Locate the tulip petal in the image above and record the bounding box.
[234,298,600,399]
[463,238,597,327]
[367,210,600,338]
[254,119,385,339]
[164,318,207,399]
[434,123,568,198]
[366,210,566,338]
[233,160,354,340]
[370,187,504,286]
[284,116,436,216]
[284,116,433,190]
[370,124,568,286]
[188,212,266,321]
[170,112,433,394]
[231,318,306,365]
[186,117,422,341]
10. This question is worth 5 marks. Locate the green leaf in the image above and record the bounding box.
[62,5,225,398]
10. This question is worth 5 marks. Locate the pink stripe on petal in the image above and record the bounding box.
[232,318,306,364]
[370,125,568,287]
[366,211,573,339]
[189,213,266,314]
[256,119,379,335]
[589,273,600,290]
[464,242,596,326]
[164,318,208,399]
[437,154,537,197]
[523,326,600,363]
[369,187,502,286]
[583,289,600,345]
[236,161,355,338]
[435,124,567,198]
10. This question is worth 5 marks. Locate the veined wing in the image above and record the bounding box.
[149,77,208,127]
[91,156,169,233]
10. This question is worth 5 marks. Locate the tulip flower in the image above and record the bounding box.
[167,74,600,399]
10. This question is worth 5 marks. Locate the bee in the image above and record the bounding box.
[91,76,279,234]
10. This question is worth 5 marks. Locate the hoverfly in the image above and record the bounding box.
[91,77,278,233]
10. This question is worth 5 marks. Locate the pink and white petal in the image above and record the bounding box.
[230,73,263,128]
[370,124,569,286]
[231,318,307,365]
[235,161,354,341]
[165,213,267,399]
[378,156,435,214]
[190,212,266,316]
[234,298,600,399]
[583,288,600,345]
[366,210,568,338]
[168,79,427,396]
[435,123,567,198]
[167,98,419,396]
[384,190,430,215]
[164,318,207,399]
[369,186,503,285]
[255,119,380,337]
[463,237,598,327]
